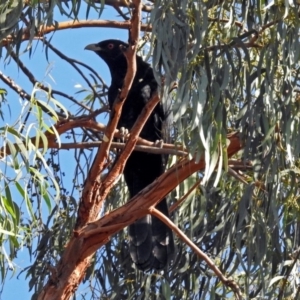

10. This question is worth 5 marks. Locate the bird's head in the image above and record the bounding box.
[85,39,129,68]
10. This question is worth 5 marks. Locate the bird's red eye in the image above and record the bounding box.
[107,43,114,49]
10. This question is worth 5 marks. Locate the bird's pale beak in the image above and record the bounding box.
[84,44,101,51]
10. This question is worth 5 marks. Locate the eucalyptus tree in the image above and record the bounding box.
[0,0,299,299]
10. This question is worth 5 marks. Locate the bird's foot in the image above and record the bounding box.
[119,127,129,143]
[154,139,164,148]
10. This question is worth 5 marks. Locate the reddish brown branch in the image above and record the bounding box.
[80,132,242,240]
[75,0,143,228]
[2,20,152,46]
[38,130,242,299]
[103,93,160,194]
[37,2,144,298]
[75,134,243,263]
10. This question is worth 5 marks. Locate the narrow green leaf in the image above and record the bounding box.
[4,185,16,220]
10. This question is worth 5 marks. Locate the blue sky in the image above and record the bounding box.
[0,3,129,299]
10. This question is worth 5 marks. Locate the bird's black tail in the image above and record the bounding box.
[128,198,174,271]
[124,152,174,271]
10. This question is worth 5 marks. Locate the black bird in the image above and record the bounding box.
[85,39,174,271]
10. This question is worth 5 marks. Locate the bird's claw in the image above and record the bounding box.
[155,139,164,148]
[119,127,129,142]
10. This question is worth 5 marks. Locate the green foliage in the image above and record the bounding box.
[0,85,63,286]
[1,0,300,299]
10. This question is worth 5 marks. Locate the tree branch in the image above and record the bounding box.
[150,207,243,300]
[37,1,144,298]
[75,0,142,228]
[2,20,152,46]
[79,133,242,241]
[38,129,242,299]
[0,114,188,159]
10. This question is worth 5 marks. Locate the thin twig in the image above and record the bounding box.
[0,71,31,100]
[113,4,130,20]
[42,39,104,107]
[7,47,90,113]
[169,179,201,212]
